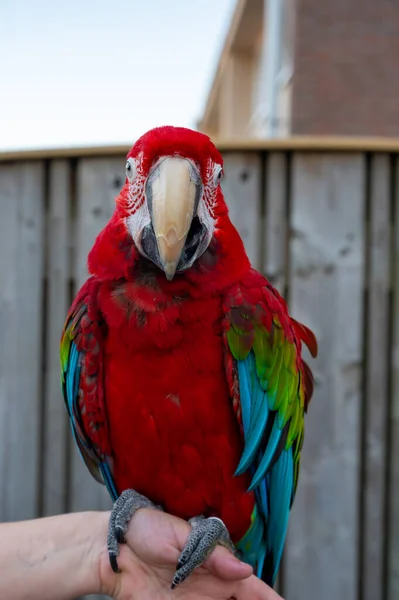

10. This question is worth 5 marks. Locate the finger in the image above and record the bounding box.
[142,510,252,582]
[203,546,253,581]
[130,509,254,583]
[164,512,253,581]
[235,575,285,600]
[126,509,190,563]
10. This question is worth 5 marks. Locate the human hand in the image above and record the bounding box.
[96,508,283,599]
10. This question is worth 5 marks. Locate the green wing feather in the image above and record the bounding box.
[223,271,317,584]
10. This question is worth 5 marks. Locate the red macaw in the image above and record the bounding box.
[61,126,317,589]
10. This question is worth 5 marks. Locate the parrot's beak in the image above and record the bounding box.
[146,157,201,280]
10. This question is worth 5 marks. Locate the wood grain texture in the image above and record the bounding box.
[263,152,288,294]
[74,158,125,289]
[42,161,72,517]
[0,162,45,521]
[284,154,365,600]
[263,151,289,596]
[388,158,399,600]
[222,152,262,269]
[362,154,391,600]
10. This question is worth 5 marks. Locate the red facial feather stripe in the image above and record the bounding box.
[117,169,147,217]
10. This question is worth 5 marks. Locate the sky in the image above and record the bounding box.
[0,0,235,150]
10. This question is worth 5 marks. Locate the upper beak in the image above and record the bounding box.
[147,157,200,280]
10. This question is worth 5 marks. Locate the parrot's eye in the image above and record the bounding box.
[125,158,137,182]
[213,165,223,186]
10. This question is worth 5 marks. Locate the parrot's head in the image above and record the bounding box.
[117,126,227,280]
[89,126,249,285]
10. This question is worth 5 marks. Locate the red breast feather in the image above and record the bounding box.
[98,267,254,542]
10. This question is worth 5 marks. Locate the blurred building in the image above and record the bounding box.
[198,0,399,138]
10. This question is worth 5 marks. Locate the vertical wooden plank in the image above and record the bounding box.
[264,152,288,294]
[263,151,289,594]
[284,154,365,600]
[74,157,125,289]
[222,152,262,269]
[69,157,124,519]
[363,154,391,600]
[42,160,71,516]
[0,162,44,521]
[389,158,399,600]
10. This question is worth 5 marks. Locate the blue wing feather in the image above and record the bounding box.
[235,355,269,475]
[67,343,80,418]
[239,358,252,439]
[266,447,294,583]
[99,461,118,501]
[248,419,283,491]
[234,350,294,586]
[62,321,118,498]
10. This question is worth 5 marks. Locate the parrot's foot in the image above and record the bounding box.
[108,488,162,573]
[172,516,236,589]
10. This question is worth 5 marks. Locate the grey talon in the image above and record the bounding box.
[115,526,126,544]
[171,515,235,589]
[107,488,161,573]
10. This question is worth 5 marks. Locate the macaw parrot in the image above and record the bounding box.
[60,126,317,589]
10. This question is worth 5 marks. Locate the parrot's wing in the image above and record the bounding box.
[223,269,317,585]
[60,277,118,500]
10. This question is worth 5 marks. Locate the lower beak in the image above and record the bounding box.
[147,157,200,280]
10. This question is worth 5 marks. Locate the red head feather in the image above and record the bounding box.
[127,126,223,179]
[88,126,245,284]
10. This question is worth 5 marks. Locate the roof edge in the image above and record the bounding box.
[3,136,399,162]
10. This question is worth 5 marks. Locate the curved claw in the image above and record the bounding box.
[109,551,121,574]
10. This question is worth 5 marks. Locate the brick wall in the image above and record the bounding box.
[291,0,399,136]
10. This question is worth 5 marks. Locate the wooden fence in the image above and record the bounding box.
[0,138,398,600]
